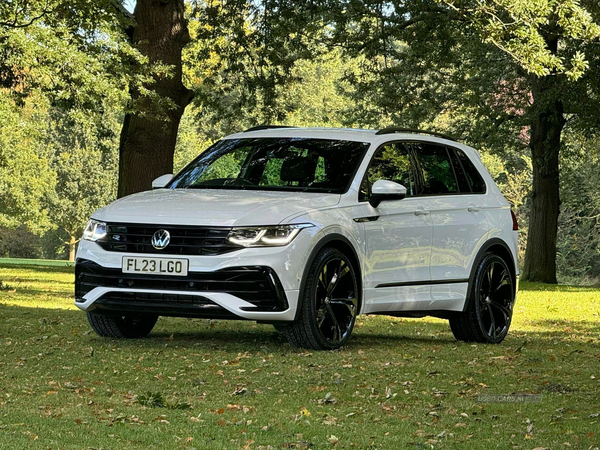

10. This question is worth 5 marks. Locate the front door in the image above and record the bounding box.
[357,142,433,313]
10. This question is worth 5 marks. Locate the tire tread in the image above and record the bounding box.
[87,312,157,339]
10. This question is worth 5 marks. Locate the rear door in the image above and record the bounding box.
[418,144,490,309]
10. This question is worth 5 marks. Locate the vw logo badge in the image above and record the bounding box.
[151,229,171,250]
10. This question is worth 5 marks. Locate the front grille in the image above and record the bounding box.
[75,259,288,312]
[96,223,242,256]
[94,292,238,319]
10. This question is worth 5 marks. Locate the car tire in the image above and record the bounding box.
[282,247,359,350]
[87,312,158,339]
[449,252,515,344]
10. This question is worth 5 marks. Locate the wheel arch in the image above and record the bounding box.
[463,237,517,312]
[295,233,363,320]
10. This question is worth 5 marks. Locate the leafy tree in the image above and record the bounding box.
[1,0,132,213]
[174,50,358,176]
[556,131,600,283]
[312,0,600,283]
[51,146,116,260]
[0,93,55,233]
[0,226,43,259]
[117,0,194,197]
[1,1,137,102]
[0,0,127,30]
[1,0,130,261]
[47,106,120,261]
[183,1,333,135]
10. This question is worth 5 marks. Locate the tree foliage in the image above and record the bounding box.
[2,0,600,284]
[0,0,129,258]
[301,0,600,283]
[442,0,600,79]
[0,2,127,200]
[0,93,55,232]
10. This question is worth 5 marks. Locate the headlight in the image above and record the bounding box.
[227,224,313,247]
[82,219,107,241]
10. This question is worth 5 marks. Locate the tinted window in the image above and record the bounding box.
[415,144,458,195]
[169,138,369,194]
[447,147,470,193]
[456,149,486,193]
[359,143,416,201]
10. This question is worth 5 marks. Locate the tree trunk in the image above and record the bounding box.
[117,0,194,198]
[68,236,77,262]
[521,73,565,283]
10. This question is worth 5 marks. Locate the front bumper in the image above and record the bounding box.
[74,228,319,321]
[75,259,293,320]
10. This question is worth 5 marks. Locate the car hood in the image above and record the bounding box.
[92,189,340,227]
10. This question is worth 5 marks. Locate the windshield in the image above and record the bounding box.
[168,137,370,194]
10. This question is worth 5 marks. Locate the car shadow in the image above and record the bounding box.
[0,302,594,354]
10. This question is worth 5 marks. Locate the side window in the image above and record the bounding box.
[259,158,285,186]
[314,156,326,183]
[415,144,458,195]
[359,143,415,202]
[447,147,470,193]
[456,150,486,193]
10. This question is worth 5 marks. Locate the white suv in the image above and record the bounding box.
[75,127,519,350]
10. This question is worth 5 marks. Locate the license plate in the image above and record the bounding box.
[122,257,189,276]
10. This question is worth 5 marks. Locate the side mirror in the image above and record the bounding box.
[369,180,407,207]
[152,174,173,189]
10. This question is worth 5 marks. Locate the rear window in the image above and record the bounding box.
[456,149,486,193]
[415,144,458,195]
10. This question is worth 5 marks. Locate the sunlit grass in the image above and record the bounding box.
[1,262,599,449]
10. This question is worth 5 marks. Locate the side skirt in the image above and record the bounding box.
[366,310,460,320]
[362,279,469,317]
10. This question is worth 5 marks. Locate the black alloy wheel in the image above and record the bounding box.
[314,254,359,345]
[281,247,359,350]
[475,258,514,341]
[450,253,515,343]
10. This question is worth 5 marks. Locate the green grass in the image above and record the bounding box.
[1,262,599,450]
[0,257,74,267]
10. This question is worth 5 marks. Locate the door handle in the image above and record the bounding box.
[467,204,481,213]
[414,208,430,216]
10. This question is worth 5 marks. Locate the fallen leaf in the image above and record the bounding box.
[322,415,337,426]
[323,392,337,405]
[233,386,247,395]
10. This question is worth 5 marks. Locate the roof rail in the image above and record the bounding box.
[375,127,458,142]
[244,125,297,132]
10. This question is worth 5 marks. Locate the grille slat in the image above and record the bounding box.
[97,223,240,256]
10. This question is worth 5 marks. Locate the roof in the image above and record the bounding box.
[224,126,462,147]
[226,127,376,140]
